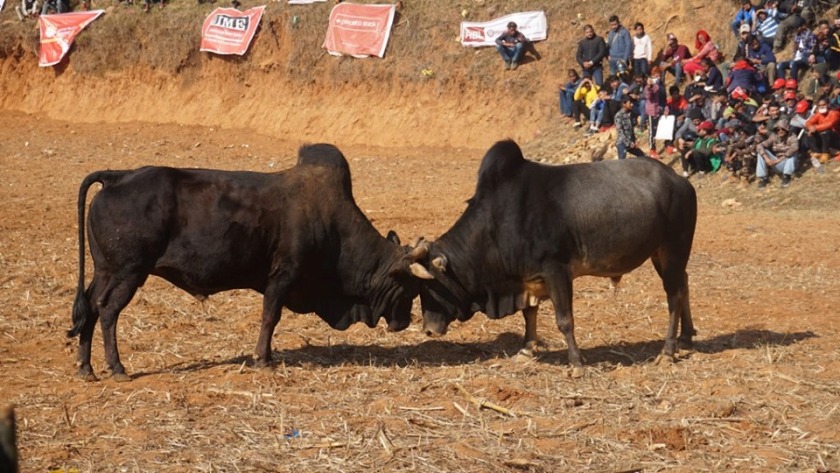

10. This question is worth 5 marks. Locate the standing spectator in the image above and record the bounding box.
[607,15,632,76]
[775,22,817,82]
[644,75,662,157]
[495,22,529,71]
[756,118,798,188]
[746,34,777,87]
[576,25,608,86]
[754,1,781,47]
[615,97,647,159]
[803,97,840,163]
[684,30,721,77]
[632,22,653,77]
[572,77,600,128]
[559,69,582,119]
[654,33,692,86]
[732,0,756,38]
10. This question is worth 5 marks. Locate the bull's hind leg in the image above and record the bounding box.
[651,252,694,362]
[98,275,145,382]
[76,278,103,381]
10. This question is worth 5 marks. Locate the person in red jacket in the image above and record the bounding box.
[804,97,840,163]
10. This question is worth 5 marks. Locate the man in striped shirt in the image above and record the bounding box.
[755,2,780,47]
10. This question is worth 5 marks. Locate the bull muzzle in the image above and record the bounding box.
[422,313,449,337]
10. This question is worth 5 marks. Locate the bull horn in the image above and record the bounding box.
[431,255,448,272]
[409,262,435,280]
[406,240,429,261]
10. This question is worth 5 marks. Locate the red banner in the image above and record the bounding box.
[39,11,104,67]
[200,6,265,56]
[322,3,395,58]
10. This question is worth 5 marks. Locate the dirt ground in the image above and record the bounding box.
[1,110,840,472]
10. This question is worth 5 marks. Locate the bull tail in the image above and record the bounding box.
[68,171,127,338]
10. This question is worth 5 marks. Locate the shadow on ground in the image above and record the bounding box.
[132,329,817,378]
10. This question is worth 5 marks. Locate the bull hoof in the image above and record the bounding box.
[570,366,585,379]
[78,369,98,382]
[678,337,694,350]
[254,358,274,369]
[513,348,535,362]
[655,353,676,365]
[111,372,132,383]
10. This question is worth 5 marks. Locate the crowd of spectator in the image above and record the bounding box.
[560,2,840,189]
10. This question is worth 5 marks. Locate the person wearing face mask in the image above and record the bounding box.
[803,97,840,164]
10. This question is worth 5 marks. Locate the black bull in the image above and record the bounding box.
[68,144,421,381]
[407,140,698,367]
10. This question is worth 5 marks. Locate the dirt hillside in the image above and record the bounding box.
[0,0,738,149]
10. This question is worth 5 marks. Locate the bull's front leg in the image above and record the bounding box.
[254,275,292,367]
[547,269,583,368]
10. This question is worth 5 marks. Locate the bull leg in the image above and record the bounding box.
[76,277,103,381]
[546,270,582,368]
[652,254,692,363]
[98,275,144,382]
[254,277,291,367]
[676,272,696,348]
[515,306,540,360]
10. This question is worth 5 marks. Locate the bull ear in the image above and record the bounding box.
[409,262,435,280]
[386,230,400,245]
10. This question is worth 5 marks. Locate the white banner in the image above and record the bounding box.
[460,11,547,48]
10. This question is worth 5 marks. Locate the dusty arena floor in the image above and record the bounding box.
[1,112,839,472]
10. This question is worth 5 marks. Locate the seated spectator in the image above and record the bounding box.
[572,77,600,128]
[726,55,762,95]
[586,88,611,135]
[684,30,721,77]
[753,100,783,129]
[495,22,529,71]
[731,0,756,39]
[756,118,798,189]
[559,69,582,119]
[803,97,840,163]
[702,57,725,93]
[826,18,840,71]
[775,22,817,82]
[746,34,777,88]
[666,85,688,119]
[681,120,723,176]
[774,0,817,52]
[625,74,648,129]
[754,2,781,47]
[675,108,705,155]
[632,22,653,77]
[722,119,758,180]
[811,20,832,80]
[600,75,628,127]
[781,89,801,117]
[15,0,39,20]
[654,33,692,86]
[41,0,68,14]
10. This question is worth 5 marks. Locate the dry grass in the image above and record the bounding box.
[1,113,840,472]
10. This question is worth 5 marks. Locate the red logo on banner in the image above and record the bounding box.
[322,3,396,58]
[200,6,265,56]
[39,11,104,67]
[462,26,486,43]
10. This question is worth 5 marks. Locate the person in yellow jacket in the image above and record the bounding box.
[572,76,600,128]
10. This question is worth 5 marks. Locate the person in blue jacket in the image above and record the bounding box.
[607,15,633,77]
[731,0,756,38]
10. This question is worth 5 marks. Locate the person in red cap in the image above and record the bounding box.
[803,97,840,164]
[772,78,786,90]
[726,55,761,95]
[785,78,798,91]
[681,120,723,177]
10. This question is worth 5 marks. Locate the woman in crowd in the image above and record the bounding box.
[684,30,722,76]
